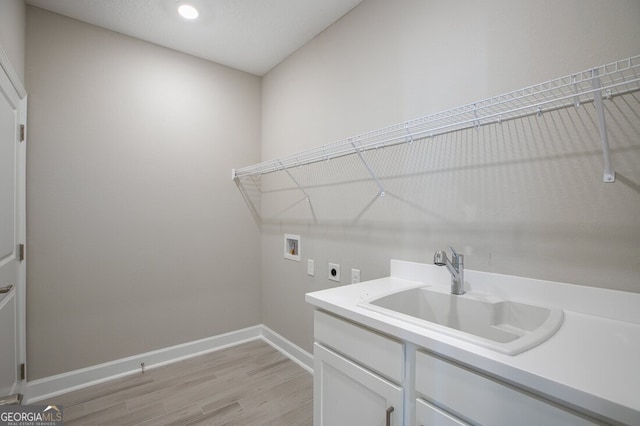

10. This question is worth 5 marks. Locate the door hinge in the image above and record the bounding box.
[19,124,25,142]
[19,363,25,381]
[18,244,25,262]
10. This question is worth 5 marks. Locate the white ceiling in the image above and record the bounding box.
[26,0,363,76]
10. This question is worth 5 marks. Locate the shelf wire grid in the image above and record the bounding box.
[233,55,640,179]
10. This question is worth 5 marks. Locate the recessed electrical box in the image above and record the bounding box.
[328,263,340,282]
[284,234,300,261]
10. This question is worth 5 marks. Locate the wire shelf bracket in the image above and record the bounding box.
[278,160,318,223]
[232,55,640,185]
[591,69,615,182]
[350,140,386,197]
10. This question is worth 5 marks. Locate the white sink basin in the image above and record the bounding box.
[360,285,563,355]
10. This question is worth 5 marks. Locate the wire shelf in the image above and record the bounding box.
[233,55,640,181]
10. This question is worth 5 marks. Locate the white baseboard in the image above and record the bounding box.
[260,325,313,373]
[24,324,313,404]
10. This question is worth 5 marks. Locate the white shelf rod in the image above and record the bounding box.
[232,55,640,182]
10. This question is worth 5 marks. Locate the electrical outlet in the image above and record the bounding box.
[351,268,360,284]
[328,263,340,282]
[307,259,315,276]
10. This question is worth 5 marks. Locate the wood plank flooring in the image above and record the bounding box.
[41,340,313,426]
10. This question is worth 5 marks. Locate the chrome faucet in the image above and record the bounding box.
[434,246,465,295]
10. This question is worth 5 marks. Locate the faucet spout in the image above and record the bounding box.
[433,247,465,295]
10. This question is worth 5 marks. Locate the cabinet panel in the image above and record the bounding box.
[314,343,403,426]
[314,310,404,382]
[415,351,599,426]
[416,398,468,426]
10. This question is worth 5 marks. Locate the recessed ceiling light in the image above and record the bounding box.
[178,4,199,20]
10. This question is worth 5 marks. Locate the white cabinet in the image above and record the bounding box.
[415,350,601,426]
[312,310,604,426]
[314,343,402,426]
[313,310,404,383]
[313,310,404,426]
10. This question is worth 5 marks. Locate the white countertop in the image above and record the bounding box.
[305,260,640,425]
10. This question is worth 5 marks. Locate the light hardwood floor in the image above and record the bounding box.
[41,340,313,425]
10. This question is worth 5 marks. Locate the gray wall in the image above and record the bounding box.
[259,0,640,353]
[0,0,26,84]
[25,7,262,380]
[21,0,640,380]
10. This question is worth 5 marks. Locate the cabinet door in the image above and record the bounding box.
[416,398,468,426]
[314,343,403,426]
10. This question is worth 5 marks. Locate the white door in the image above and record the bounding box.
[314,343,403,426]
[0,50,27,400]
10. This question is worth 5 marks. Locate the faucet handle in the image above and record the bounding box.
[449,246,463,264]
